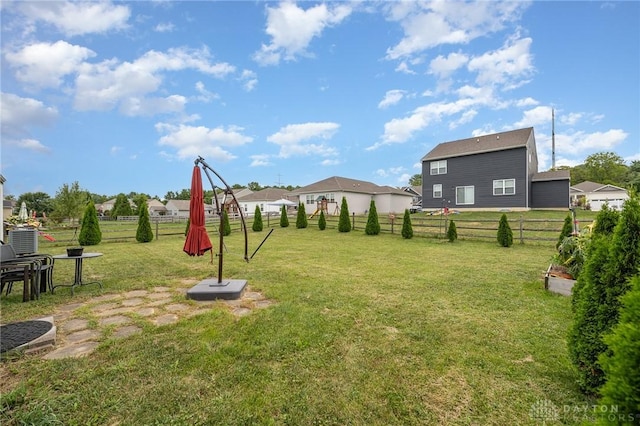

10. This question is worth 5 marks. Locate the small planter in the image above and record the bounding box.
[545,264,576,296]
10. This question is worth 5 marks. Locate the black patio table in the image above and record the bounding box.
[52,252,103,295]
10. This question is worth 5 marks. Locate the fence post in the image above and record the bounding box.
[352,212,355,230]
[155,219,159,240]
[519,215,524,244]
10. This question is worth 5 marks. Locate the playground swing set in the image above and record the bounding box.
[308,196,338,219]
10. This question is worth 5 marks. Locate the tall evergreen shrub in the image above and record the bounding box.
[365,200,380,235]
[447,220,457,242]
[338,197,351,233]
[280,205,289,228]
[592,203,619,235]
[252,205,263,232]
[557,214,574,249]
[497,214,513,247]
[222,210,231,236]
[401,209,413,239]
[111,193,132,218]
[598,275,640,420]
[568,195,640,394]
[78,200,102,246]
[136,198,153,243]
[318,210,326,230]
[296,203,308,229]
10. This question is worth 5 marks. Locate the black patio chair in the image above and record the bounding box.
[0,243,54,301]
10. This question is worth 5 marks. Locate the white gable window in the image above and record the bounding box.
[456,186,474,205]
[433,184,442,198]
[493,179,515,196]
[430,160,447,175]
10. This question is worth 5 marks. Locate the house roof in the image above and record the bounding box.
[532,170,570,182]
[421,127,534,161]
[237,188,293,202]
[293,176,410,197]
[570,181,627,193]
[165,200,191,210]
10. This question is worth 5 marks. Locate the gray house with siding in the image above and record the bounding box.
[421,127,569,211]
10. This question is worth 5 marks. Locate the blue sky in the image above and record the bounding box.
[1,1,638,199]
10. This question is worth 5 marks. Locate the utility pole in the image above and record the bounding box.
[552,108,556,170]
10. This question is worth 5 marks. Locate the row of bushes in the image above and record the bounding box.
[76,198,154,246]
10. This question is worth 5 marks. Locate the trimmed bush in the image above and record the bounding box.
[401,209,413,239]
[252,205,263,232]
[365,200,380,235]
[296,203,308,229]
[222,210,231,236]
[447,220,457,242]
[557,214,574,249]
[111,193,132,218]
[318,210,326,230]
[136,198,153,243]
[599,275,640,420]
[280,205,289,228]
[592,203,619,235]
[78,200,102,246]
[338,197,351,233]
[497,214,513,247]
[185,218,190,236]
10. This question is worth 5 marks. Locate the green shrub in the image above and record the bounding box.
[599,275,640,420]
[555,231,591,279]
[497,214,513,247]
[78,200,102,246]
[318,210,326,230]
[185,218,190,236]
[365,200,380,235]
[592,203,619,235]
[296,203,308,229]
[252,205,263,232]
[401,209,413,239]
[222,210,231,236]
[568,195,640,394]
[557,214,574,249]
[338,197,351,233]
[447,220,457,242]
[135,198,153,243]
[280,205,289,228]
[111,193,132,218]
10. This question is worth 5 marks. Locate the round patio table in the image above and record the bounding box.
[52,253,103,295]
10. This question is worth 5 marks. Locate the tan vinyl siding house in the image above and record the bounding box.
[570,181,629,211]
[236,188,295,215]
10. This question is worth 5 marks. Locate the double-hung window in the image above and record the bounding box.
[430,160,447,175]
[433,184,442,198]
[455,186,475,205]
[493,179,515,196]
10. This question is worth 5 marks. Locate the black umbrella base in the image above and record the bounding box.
[1,316,56,358]
[186,279,247,301]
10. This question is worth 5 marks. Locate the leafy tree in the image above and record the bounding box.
[338,197,351,233]
[497,214,513,247]
[318,210,326,230]
[408,174,422,186]
[447,220,458,242]
[222,210,231,236]
[136,196,154,243]
[598,275,640,420]
[280,205,289,228]
[401,209,413,239]
[132,194,149,216]
[111,193,133,218]
[164,189,191,200]
[248,181,262,191]
[296,203,308,229]
[78,200,102,246]
[568,195,640,394]
[16,192,54,216]
[252,205,263,232]
[365,200,380,235]
[557,214,574,249]
[52,181,87,224]
[582,152,628,186]
[628,160,640,193]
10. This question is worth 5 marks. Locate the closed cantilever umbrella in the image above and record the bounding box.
[183,165,212,257]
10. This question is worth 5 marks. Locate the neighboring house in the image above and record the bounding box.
[1,174,6,239]
[291,176,414,215]
[237,188,295,215]
[402,185,422,209]
[570,181,629,211]
[165,199,214,217]
[421,127,570,211]
[147,199,168,216]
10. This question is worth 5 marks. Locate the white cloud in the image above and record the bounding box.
[378,90,406,109]
[250,154,272,167]
[193,81,219,103]
[514,105,553,128]
[154,22,175,32]
[561,112,583,126]
[14,1,130,36]
[428,51,468,79]
[156,123,253,161]
[239,69,258,92]
[516,97,538,107]
[267,122,340,158]
[253,2,352,66]
[110,146,123,155]
[395,61,416,75]
[74,47,235,114]
[120,95,187,117]
[321,158,340,166]
[467,36,534,89]
[1,92,57,153]
[5,40,96,89]
[385,1,530,59]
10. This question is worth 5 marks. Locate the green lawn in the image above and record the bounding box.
[1,226,596,425]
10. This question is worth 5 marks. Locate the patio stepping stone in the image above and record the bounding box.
[124,290,148,298]
[66,329,100,343]
[61,318,89,332]
[122,298,145,307]
[153,314,179,326]
[135,307,156,317]
[91,302,120,312]
[112,325,142,339]
[165,303,190,313]
[44,341,99,360]
[99,315,131,327]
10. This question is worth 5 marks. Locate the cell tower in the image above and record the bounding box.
[552,109,556,170]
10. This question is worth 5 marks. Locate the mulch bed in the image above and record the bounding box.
[0,320,53,354]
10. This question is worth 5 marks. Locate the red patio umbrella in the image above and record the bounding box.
[183,165,212,256]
